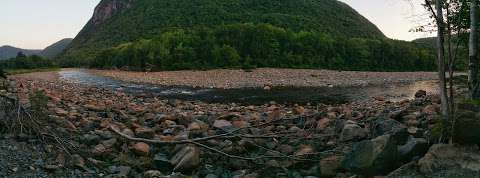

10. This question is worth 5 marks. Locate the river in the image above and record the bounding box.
[59,69,439,105]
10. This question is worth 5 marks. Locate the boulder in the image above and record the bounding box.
[342,134,398,175]
[170,145,201,171]
[397,136,429,162]
[340,121,367,141]
[418,144,480,175]
[372,118,408,145]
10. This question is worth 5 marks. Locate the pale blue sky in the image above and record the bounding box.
[0,0,432,49]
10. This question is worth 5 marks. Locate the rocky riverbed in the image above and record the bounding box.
[0,69,478,178]
[90,68,438,89]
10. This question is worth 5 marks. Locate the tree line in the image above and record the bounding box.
[0,52,56,70]
[90,23,436,71]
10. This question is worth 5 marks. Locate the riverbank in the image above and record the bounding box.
[90,68,438,89]
[4,69,468,177]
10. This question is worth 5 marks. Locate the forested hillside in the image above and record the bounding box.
[40,38,72,59]
[61,0,385,63]
[91,24,435,71]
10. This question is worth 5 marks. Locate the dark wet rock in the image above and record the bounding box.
[81,133,101,146]
[340,121,367,141]
[342,134,398,175]
[397,136,429,162]
[414,90,427,98]
[153,153,173,172]
[102,138,117,148]
[372,118,408,145]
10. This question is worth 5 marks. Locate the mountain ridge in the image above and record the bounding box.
[0,45,42,60]
[0,38,72,60]
[62,0,385,62]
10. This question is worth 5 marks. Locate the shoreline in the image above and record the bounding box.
[88,68,439,89]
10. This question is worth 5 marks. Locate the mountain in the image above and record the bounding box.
[62,0,385,61]
[0,46,42,60]
[40,38,73,59]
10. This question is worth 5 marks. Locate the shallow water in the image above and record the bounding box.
[59,69,439,105]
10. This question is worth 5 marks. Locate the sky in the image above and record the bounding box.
[0,0,100,49]
[339,0,434,40]
[0,0,433,49]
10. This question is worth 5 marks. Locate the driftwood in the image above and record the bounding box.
[0,80,77,154]
[110,117,339,162]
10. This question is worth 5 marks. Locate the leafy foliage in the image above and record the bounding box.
[0,55,57,70]
[90,24,436,71]
[61,0,385,62]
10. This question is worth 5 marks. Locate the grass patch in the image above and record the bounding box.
[6,68,60,75]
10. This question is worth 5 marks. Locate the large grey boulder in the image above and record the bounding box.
[340,121,367,142]
[342,134,398,175]
[372,118,408,145]
[397,136,429,162]
[418,144,480,175]
[388,144,480,178]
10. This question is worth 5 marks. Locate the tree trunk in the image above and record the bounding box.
[436,0,450,118]
[468,0,480,99]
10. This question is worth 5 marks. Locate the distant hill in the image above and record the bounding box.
[0,38,72,60]
[62,0,385,62]
[0,46,41,60]
[40,38,73,59]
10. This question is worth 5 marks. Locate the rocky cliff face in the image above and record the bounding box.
[90,0,135,26]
